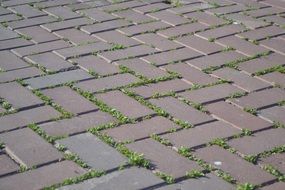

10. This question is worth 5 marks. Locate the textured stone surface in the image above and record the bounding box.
[0,154,19,176]
[0,51,29,71]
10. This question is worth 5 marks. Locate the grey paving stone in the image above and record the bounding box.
[24,69,92,89]
[0,154,19,176]
[261,37,285,56]
[229,0,267,8]
[104,116,181,142]
[0,14,21,23]
[141,48,201,66]
[155,173,235,190]
[127,138,202,178]
[53,42,111,60]
[0,160,86,190]
[80,8,117,22]
[263,15,285,26]
[57,133,127,170]
[169,3,214,14]
[25,52,74,72]
[41,111,117,136]
[101,0,146,12]
[261,182,285,190]
[16,26,59,44]
[0,67,43,83]
[0,27,19,41]
[114,9,154,24]
[133,3,171,14]
[43,6,81,20]
[34,0,79,9]
[77,73,139,93]
[0,82,43,110]
[0,38,33,51]
[184,11,226,26]
[96,90,155,118]
[246,7,285,18]
[0,6,12,15]
[0,128,62,167]
[8,16,57,30]
[228,128,285,155]
[147,10,189,26]
[225,13,269,29]
[130,79,191,99]
[59,167,164,190]
[259,72,285,88]
[206,4,247,15]
[68,1,111,11]
[206,101,272,131]
[0,51,29,71]
[0,105,60,133]
[115,58,168,79]
[194,145,275,185]
[73,55,120,75]
[178,83,245,105]
[150,96,215,126]
[12,40,70,58]
[259,153,285,174]
[1,0,44,7]
[8,4,47,18]
[54,28,99,45]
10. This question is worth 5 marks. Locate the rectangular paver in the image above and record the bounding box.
[0,67,43,83]
[0,51,29,71]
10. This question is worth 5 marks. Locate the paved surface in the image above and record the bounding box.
[0,0,285,189]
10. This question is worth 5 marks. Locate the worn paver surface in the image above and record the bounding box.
[0,0,285,189]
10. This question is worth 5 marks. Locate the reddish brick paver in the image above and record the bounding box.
[0,1,285,189]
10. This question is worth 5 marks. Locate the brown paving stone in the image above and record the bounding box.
[184,11,226,26]
[96,90,155,118]
[104,116,180,142]
[41,111,117,136]
[150,96,215,126]
[261,182,285,190]
[260,106,285,124]
[130,79,191,98]
[259,72,285,87]
[8,4,47,18]
[259,153,285,174]
[0,160,86,190]
[80,8,117,22]
[228,128,285,155]
[162,63,218,85]
[260,38,285,55]
[178,83,245,105]
[0,154,19,176]
[0,51,29,71]
[126,138,202,179]
[77,73,139,93]
[212,68,271,92]
[0,128,62,167]
[147,10,190,26]
[162,121,240,148]
[114,9,154,24]
[0,38,33,51]
[194,145,275,184]
[206,101,272,131]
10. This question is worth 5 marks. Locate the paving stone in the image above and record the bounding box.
[41,17,93,32]
[206,4,247,15]
[104,116,180,142]
[77,73,139,93]
[12,40,70,58]
[99,45,157,62]
[101,0,146,12]
[80,8,117,22]
[96,90,155,118]
[0,27,19,41]
[133,3,171,14]
[194,145,275,184]
[263,15,285,26]
[206,101,272,131]
[54,42,111,60]
[54,28,99,45]
[186,51,245,70]
[0,128,62,167]
[229,88,285,109]
[175,35,223,55]
[238,53,285,74]
[216,36,269,56]
[42,86,99,114]
[94,30,140,47]
[141,48,201,66]
[41,111,117,136]
[68,0,110,10]
[116,58,168,78]
[73,55,120,75]
[259,72,285,87]
[155,173,235,190]
[1,0,45,7]
[229,0,268,8]
[34,0,79,9]
[0,82,43,110]
[118,21,170,36]
[261,0,285,8]
[130,79,191,98]
[261,182,285,190]
[246,7,285,18]
[25,52,74,72]
[157,22,209,38]
[150,96,215,126]
[0,51,29,71]
[184,11,226,26]
[196,24,245,40]
[8,4,47,18]
[261,38,285,56]
[0,67,43,83]
[259,153,285,174]
[0,38,33,51]
[24,69,92,89]
[43,6,81,20]
[0,105,60,133]
[147,10,189,26]
[260,106,285,125]
[127,138,201,178]
[81,19,132,34]
[15,26,59,44]
[8,16,57,30]
[59,167,164,190]
[179,83,244,105]
[0,154,19,176]
[0,14,21,23]
[225,13,269,29]
[57,133,126,170]
[114,9,154,24]
[0,6,12,15]
[0,160,86,190]
[237,25,285,41]
[163,121,240,148]
[228,128,285,155]
[169,3,214,14]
